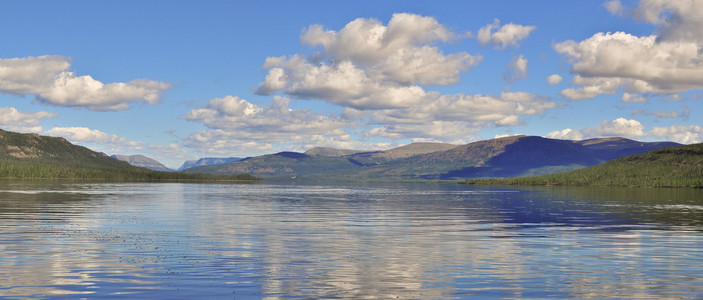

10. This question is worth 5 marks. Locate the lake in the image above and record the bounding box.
[1,181,702,299]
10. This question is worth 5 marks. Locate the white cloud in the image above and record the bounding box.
[547,118,644,140]
[556,1,703,100]
[476,19,536,49]
[621,92,648,102]
[648,125,703,144]
[546,117,703,144]
[0,107,57,133]
[632,0,703,43]
[247,14,556,148]
[183,95,370,156]
[256,13,482,110]
[45,126,134,145]
[547,74,563,85]
[504,54,528,82]
[586,117,646,137]
[366,91,557,141]
[0,55,171,111]
[604,0,626,16]
[632,106,691,119]
[546,128,585,140]
[184,95,353,135]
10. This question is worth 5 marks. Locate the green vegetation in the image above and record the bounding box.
[0,129,259,182]
[465,143,703,188]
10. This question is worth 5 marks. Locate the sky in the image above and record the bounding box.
[2,0,703,169]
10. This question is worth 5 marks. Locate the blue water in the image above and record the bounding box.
[1,182,702,299]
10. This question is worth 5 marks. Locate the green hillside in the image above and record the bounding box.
[465,143,703,188]
[0,129,258,181]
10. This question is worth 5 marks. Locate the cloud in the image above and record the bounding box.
[604,0,626,16]
[621,92,648,102]
[183,129,391,157]
[547,74,563,85]
[556,1,703,99]
[546,117,703,144]
[632,0,703,43]
[182,95,377,155]
[632,106,691,119]
[476,19,536,49]
[249,14,557,148]
[0,107,58,133]
[184,95,353,135]
[0,55,171,111]
[45,126,136,145]
[545,128,585,140]
[648,125,703,144]
[546,118,645,140]
[256,13,482,110]
[366,91,557,142]
[504,54,528,82]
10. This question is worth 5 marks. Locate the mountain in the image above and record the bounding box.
[0,129,258,181]
[183,151,362,177]
[186,135,680,180]
[112,154,173,172]
[362,136,605,179]
[466,143,703,188]
[178,157,242,171]
[576,137,681,160]
[304,147,365,157]
[345,142,457,165]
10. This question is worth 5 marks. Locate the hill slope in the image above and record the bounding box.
[183,151,363,178]
[178,157,242,171]
[359,136,605,179]
[112,154,173,172]
[182,135,680,180]
[576,137,681,160]
[0,129,257,181]
[304,147,365,157]
[466,143,703,188]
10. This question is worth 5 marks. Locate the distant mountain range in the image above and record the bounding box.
[111,154,173,172]
[183,135,680,180]
[178,157,242,171]
[1,128,683,181]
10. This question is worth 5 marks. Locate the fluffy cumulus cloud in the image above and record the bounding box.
[0,55,171,111]
[476,19,536,49]
[546,117,703,144]
[184,95,352,135]
[365,91,557,142]
[0,107,57,133]
[45,126,138,145]
[181,95,384,155]
[547,74,563,85]
[555,0,703,100]
[256,13,482,110]
[243,13,556,147]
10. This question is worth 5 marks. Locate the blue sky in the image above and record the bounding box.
[2,0,702,168]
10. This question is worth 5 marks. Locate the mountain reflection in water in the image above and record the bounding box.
[1,182,702,299]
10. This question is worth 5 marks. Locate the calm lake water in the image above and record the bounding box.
[1,181,702,299]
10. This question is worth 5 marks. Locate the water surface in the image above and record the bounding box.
[1,181,702,299]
